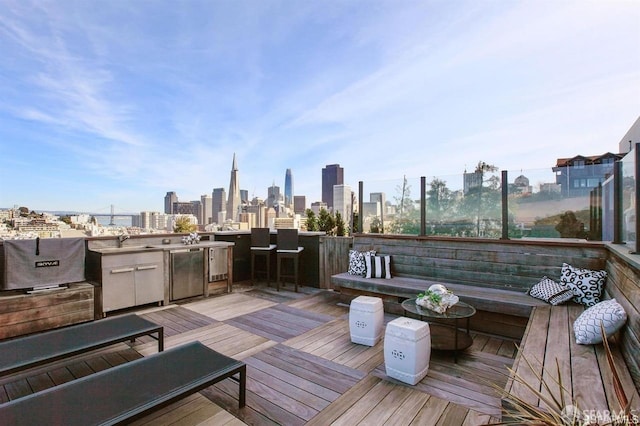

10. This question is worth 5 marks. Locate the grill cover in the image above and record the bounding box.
[1,238,85,290]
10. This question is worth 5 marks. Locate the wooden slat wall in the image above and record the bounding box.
[604,246,640,392]
[353,234,607,292]
[318,236,352,289]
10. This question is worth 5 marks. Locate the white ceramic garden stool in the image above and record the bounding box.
[349,296,384,346]
[384,317,431,385]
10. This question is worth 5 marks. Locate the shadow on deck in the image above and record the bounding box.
[0,283,518,425]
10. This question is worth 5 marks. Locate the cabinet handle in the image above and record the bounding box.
[136,265,158,271]
[111,267,135,274]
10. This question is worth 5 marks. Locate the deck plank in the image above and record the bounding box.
[0,287,520,425]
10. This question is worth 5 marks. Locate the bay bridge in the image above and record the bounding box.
[86,205,138,226]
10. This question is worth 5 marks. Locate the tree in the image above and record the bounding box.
[426,178,453,222]
[317,208,336,235]
[370,216,382,233]
[305,209,318,231]
[459,161,501,237]
[335,212,346,236]
[389,175,419,234]
[174,216,197,233]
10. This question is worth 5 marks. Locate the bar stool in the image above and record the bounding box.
[276,229,304,292]
[250,228,276,286]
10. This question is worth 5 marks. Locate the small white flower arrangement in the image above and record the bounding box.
[182,232,201,245]
[416,284,459,314]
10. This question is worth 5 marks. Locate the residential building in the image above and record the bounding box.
[553,152,623,197]
[322,164,344,210]
[619,115,640,154]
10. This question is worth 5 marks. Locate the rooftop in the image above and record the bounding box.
[0,283,517,425]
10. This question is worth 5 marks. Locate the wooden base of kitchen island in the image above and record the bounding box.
[0,282,94,340]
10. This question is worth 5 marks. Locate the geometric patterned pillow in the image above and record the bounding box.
[573,299,627,345]
[528,276,574,305]
[560,263,607,307]
[348,250,376,277]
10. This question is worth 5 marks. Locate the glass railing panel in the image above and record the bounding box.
[621,147,637,248]
[506,164,606,240]
[360,177,421,235]
[423,170,502,238]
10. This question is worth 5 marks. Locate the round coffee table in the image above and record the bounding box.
[401,298,476,363]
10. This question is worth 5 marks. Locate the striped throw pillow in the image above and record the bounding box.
[365,253,391,279]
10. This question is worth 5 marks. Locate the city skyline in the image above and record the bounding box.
[1,1,639,212]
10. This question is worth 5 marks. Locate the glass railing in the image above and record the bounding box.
[358,158,635,241]
[621,147,637,249]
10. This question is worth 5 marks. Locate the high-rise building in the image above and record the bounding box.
[284,168,293,209]
[322,164,344,210]
[333,184,352,229]
[294,195,306,214]
[212,188,226,223]
[267,183,281,208]
[227,154,241,222]
[201,194,212,225]
[164,191,178,214]
[311,201,327,215]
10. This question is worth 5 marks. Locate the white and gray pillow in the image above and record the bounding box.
[529,276,574,305]
[560,263,607,307]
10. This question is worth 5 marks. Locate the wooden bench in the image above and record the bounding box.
[332,234,608,338]
[504,304,640,420]
[0,341,246,425]
[0,314,163,378]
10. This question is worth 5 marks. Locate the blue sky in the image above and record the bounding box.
[1,0,639,213]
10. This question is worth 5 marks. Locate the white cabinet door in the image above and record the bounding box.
[103,267,136,312]
[135,263,164,305]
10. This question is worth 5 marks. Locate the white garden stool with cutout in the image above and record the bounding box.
[349,296,384,346]
[384,316,431,385]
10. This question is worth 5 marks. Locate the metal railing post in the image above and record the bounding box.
[420,177,426,236]
[501,170,509,240]
[613,160,623,244]
[358,181,363,234]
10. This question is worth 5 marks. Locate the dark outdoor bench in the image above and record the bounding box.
[504,304,640,418]
[0,313,163,378]
[0,341,246,425]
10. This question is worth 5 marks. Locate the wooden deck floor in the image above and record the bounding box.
[0,284,519,425]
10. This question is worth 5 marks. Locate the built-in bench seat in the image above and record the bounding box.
[332,235,608,338]
[0,313,163,378]
[332,272,548,317]
[0,341,246,425]
[504,304,640,419]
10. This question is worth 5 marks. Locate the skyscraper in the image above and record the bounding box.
[212,188,226,224]
[322,164,344,210]
[294,195,306,214]
[267,183,281,208]
[227,154,241,222]
[284,168,293,209]
[201,194,212,225]
[333,184,352,229]
[164,191,177,214]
